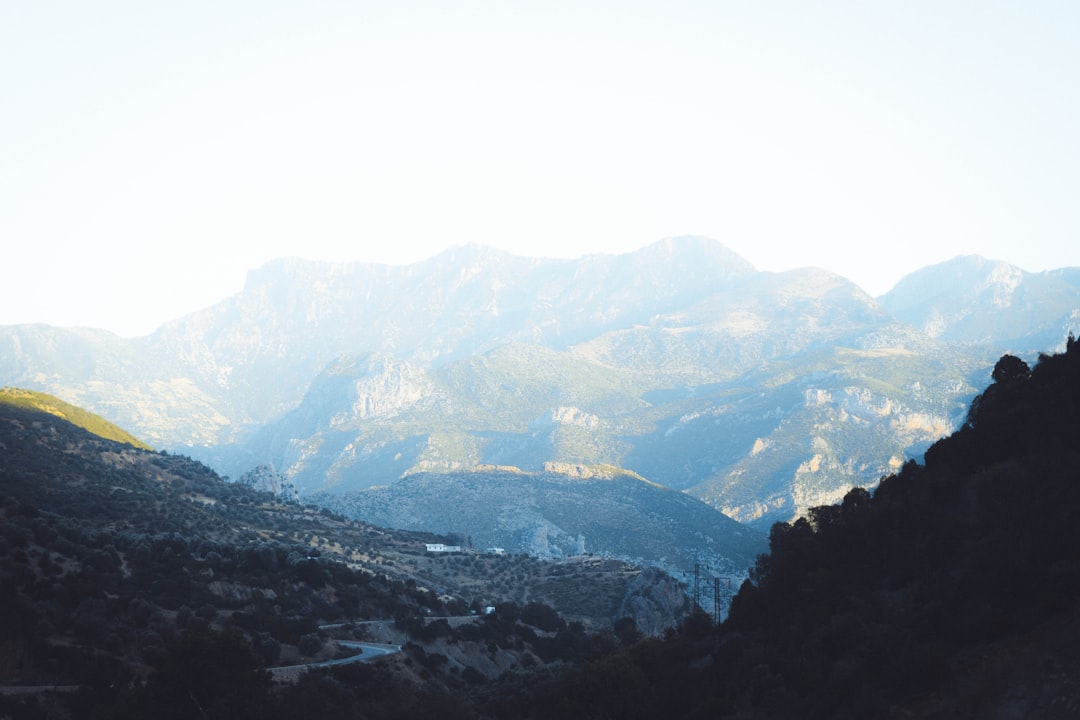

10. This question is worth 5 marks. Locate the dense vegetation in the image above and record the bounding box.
[503,338,1080,718]
[0,398,679,718]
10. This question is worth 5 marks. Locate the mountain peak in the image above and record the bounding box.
[633,235,756,275]
[878,255,1080,347]
[882,255,1026,304]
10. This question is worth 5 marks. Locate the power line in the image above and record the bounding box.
[683,563,739,624]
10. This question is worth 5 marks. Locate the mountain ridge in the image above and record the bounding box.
[311,466,766,579]
[2,240,1077,531]
[879,253,1080,348]
[0,385,152,450]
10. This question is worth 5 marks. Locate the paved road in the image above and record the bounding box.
[270,641,402,677]
[321,641,401,666]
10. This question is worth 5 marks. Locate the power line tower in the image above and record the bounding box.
[683,563,738,624]
[711,576,740,624]
[712,576,722,624]
[684,563,703,611]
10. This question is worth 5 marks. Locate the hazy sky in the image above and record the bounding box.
[3,1,1079,337]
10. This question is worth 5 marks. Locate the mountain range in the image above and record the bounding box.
[5,327,1080,718]
[3,237,1078,545]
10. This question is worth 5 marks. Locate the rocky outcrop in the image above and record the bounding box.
[237,464,298,502]
[617,567,692,636]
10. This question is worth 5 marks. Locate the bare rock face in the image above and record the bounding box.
[531,406,600,430]
[237,464,298,502]
[617,567,692,636]
[336,356,436,422]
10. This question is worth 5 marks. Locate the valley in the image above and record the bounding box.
[4,335,1080,717]
[3,239,1080,717]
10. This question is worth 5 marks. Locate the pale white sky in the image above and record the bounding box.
[3,1,1079,337]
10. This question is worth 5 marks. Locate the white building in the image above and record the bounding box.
[424,543,462,553]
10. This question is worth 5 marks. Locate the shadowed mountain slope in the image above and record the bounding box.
[312,467,766,578]
[0,395,694,714]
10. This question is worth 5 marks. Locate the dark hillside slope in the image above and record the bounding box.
[316,467,766,577]
[0,401,444,690]
[509,337,1080,719]
[0,398,690,719]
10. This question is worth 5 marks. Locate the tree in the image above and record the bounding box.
[521,601,564,633]
[613,617,642,646]
[991,354,1030,384]
[298,632,323,657]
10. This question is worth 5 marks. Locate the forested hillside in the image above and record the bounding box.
[0,399,688,719]
[500,337,1080,718]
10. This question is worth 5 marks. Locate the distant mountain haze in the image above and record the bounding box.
[879,254,1080,348]
[2,237,1077,534]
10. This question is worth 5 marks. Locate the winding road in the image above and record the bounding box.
[319,641,401,666]
[269,640,402,679]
